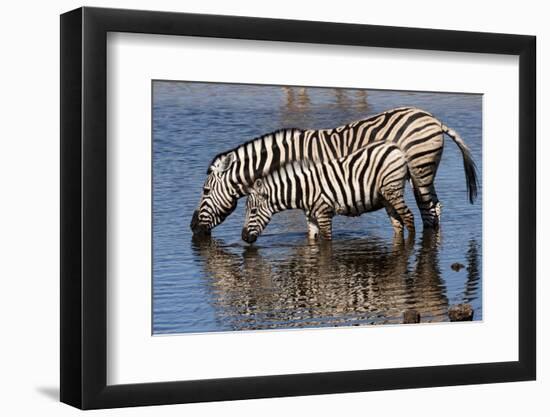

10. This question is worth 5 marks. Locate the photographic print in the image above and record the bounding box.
[153,81,482,335]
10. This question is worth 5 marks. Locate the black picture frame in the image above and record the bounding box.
[60,6,536,410]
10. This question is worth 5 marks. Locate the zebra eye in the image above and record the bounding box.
[250,208,258,215]
[203,187,210,195]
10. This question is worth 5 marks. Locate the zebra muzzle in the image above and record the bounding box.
[190,210,211,236]
[241,228,257,244]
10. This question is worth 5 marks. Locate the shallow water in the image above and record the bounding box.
[152,82,482,334]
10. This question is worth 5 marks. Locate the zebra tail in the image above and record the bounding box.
[442,124,479,204]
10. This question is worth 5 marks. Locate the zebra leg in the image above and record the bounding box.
[433,190,442,224]
[384,204,404,234]
[381,187,416,237]
[399,204,415,236]
[408,145,443,229]
[307,218,320,240]
[412,183,439,229]
[317,215,333,240]
[423,184,442,226]
[310,199,334,240]
[427,185,442,225]
[394,200,415,236]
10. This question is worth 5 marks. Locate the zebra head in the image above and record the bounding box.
[242,178,273,244]
[190,152,240,236]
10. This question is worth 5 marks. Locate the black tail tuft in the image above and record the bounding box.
[442,124,478,204]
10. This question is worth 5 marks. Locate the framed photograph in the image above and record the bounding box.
[60,6,536,409]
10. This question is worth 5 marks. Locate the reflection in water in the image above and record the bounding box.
[282,87,369,113]
[463,240,481,304]
[408,231,448,321]
[283,87,311,109]
[191,231,459,331]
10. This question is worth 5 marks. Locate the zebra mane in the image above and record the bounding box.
[206,127,304,173]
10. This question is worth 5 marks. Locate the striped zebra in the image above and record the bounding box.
[241,141,415,243]
[190,107,478,235]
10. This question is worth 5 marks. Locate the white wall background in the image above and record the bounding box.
[0,0,545,415]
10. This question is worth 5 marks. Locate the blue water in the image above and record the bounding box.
[152,81,482,334]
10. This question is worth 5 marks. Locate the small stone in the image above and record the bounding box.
[403,309,421,324]
[448,304,474,321]
[451,262,465,271]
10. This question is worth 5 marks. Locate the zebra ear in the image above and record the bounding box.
[219,152,236,172]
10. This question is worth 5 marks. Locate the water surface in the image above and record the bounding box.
[152,82,482,334]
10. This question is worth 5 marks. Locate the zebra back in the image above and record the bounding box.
[253,141,408,214]
[211,107,442,191]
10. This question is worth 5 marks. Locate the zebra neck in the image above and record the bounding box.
[268,192,297,213]
[266,168,308,213]
[253,128,303,176]
[230,129,309,191]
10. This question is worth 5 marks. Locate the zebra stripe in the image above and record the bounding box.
[241,141,416,243]
[190,107,478,235]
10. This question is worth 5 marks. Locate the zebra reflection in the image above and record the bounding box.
[462,239,481,305]
[191,231,450,331]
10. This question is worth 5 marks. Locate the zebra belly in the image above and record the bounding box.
[333,196,383,217]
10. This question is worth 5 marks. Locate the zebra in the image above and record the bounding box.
[190,107,478,236]
[241,141,416,243]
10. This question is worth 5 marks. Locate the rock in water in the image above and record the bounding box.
[403,309,421,324]
[451,262,465,271]
[448,304,474,321]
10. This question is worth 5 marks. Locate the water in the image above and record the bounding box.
[152,81,482,334]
